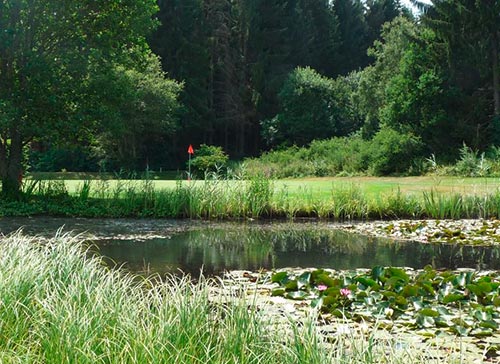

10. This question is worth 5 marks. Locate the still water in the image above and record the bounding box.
[1,217,499,276]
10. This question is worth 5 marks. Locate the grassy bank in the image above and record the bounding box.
[2,176,500,219]
[0,234,448,364]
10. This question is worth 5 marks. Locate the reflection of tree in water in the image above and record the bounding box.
[96,222,500,276]
[183,224,500,271]
[181,224,392,272]
[425,243,500,270]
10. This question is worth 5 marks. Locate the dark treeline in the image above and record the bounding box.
[149,0,409,163]
[2,0,499,188]
[148,0,499,171]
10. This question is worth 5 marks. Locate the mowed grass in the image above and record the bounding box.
[50,176,500,199]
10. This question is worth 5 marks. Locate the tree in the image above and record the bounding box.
[0,0,159,197]
[419,0,500,137]
[262,67,361,147]
[365,0,409,52]
[149,0,212,160]
[95,54,182,171]
[332,0,370,74]
[355,17,419,137]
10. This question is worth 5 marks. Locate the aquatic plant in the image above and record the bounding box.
[271,267,500,341]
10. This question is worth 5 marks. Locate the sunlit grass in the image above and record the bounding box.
[37,176,500,199]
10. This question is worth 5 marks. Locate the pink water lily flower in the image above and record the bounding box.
[317,284,328,292]
[340,288,351,297]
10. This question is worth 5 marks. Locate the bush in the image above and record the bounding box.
[189,144,229,178]
[366,128,423,175]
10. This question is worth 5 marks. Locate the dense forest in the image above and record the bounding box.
[1,0,499,182]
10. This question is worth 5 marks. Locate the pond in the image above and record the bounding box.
[1,217,499,276]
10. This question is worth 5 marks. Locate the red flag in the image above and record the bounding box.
[187,144,194,155]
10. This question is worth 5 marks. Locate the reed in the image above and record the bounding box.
[6,176,500,220]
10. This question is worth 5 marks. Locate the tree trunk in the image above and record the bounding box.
[493,31,500,117]
[0,129,23,199]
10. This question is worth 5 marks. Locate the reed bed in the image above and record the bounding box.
[0,233,461,364]
[4,177,500,220]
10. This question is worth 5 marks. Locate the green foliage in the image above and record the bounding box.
[95,54,183,171]
[29,146,99,172]
[0,0,163,196]
[5,175,500,219]
[249,128,422,178]
[262,67,361,147]
[453,144,491,177]
[189,145,229,178]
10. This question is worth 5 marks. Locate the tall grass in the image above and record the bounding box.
[6,175,500,219]
[0,234,460,363]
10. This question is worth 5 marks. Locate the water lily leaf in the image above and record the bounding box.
[395,296,408,307]
[371,266,385,282]
[402,284,419,297]
[479,320,498,330]
[343,276,354,286]
[452,325,469,336]
[385,276,405,289]
[442,293,465,304]
[493,296,500,307]
[356,291,368,299]
[382,290,397,298]
[421,282,435,295]
[285,280,298,291]
[434,316,452,327]
[471,328,493,337]
[436,306,452,316]
[369,292,384,301]
[356,277,377,288]
[452,272,467,288]
[419,308,439,317]
[410,297,425,310]
[387,268,410,283]
[477,281,493,294]
[286,291,307,300]
[416,314,435,328]
[474,310,492,322]
[466,284,483,296]
[271,288,286,297]
[317,273,337,288]
[272,272,289,284]
[324,287,339,296]
[322,295,338,307]
[297,272,311,290]
[311,269,326,280]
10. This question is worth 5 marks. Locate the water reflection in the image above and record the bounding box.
[96,224,500,276]
[1,218,499,277]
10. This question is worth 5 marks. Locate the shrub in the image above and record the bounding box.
[366,127,423,175]
[189,144,229,178]
[453,144,490,177]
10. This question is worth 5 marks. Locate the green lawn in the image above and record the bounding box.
[28,175,500,199]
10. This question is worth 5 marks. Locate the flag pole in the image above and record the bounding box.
[188,152,191,181]
[187,144,194,180]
